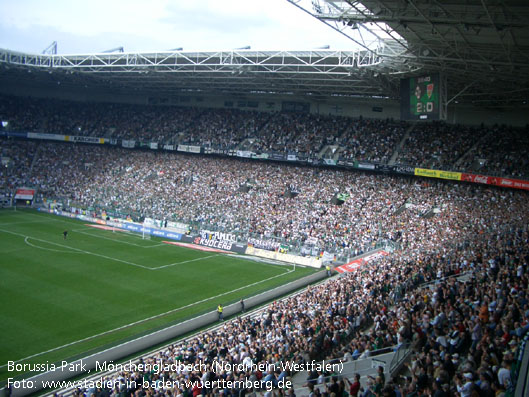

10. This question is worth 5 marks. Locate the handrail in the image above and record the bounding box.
[415,270,472,290]
[293,349,399,395]
[298,345,401,384]
[388,342,412,374]
[514,333,529,397]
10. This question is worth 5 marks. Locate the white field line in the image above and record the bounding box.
[137,243,167,248]
[71,228,165,248]
[10,212,145,242]
[84,227,155,243]
[1,214,289,270]
[0,267,294,367]
[24,237,79,253]
[3,211,162,248]
[0,228,152,270]
[1,229,216,271]
[22,211,80,226]
[152,254,220,269]
[0,220,54,226]
[44,275,330,397]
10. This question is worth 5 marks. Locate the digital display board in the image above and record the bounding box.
[400,74,441,120]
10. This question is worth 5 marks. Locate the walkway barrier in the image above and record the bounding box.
[514,333,529,397]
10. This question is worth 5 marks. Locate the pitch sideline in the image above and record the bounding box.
[0,267,294,368]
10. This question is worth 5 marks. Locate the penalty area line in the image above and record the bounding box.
[0,267,295,368]
[72,228,165,248]
[1,229,223,270]
[0,228,152,270]
[152,254,221,269]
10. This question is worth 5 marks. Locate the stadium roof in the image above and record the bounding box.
[0,48,389,100]
[289,0,529,107]
[0,0,528,108]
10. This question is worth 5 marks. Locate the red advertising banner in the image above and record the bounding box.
[335,250,389,273]
[491,177,529,190]
[460,173,490,184]
[335,258,363,274]
[461,173,529,191]
[14,188,36,200]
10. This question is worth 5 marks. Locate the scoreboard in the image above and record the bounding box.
[400,74,441,120]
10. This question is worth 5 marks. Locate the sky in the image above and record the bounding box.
[0,0,358,54]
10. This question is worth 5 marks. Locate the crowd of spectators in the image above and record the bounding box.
[250,112,342,157]
[2,137,529,396]
[180,109,269,150]
[0,95,198,142]
[394,123,478,170]
[51,150,527,397]
[455,125,529,179]
[0,138,38,189]
[0,140,474,255]
[338,119,407,164]
[2,94,528,178]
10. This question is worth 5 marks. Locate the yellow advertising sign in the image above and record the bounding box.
[414,168,462,181]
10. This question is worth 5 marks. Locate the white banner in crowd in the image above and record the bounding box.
[122,140,135,148]
[177,145,201,153]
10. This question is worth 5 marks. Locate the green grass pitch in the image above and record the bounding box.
[0,209,316,382]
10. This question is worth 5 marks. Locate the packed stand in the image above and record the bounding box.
[339,118,407,164]
[180,109,269,150]
[0,94,407,164]
[5,140,526,257]
[249,112,344,157]
[0,94,210,143]
[14,141,480,256]
[395,122,479,170]
[0,138,38,191]
[3,95,529,179]
[3,138,529,396]
[456,125,529,179]
[53,154,529,397]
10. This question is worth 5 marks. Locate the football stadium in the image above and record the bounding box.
[1,0,529,396]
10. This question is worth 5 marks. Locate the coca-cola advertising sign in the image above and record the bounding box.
[461,173,489,184]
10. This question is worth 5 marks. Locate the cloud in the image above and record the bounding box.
[0,0,356,53]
